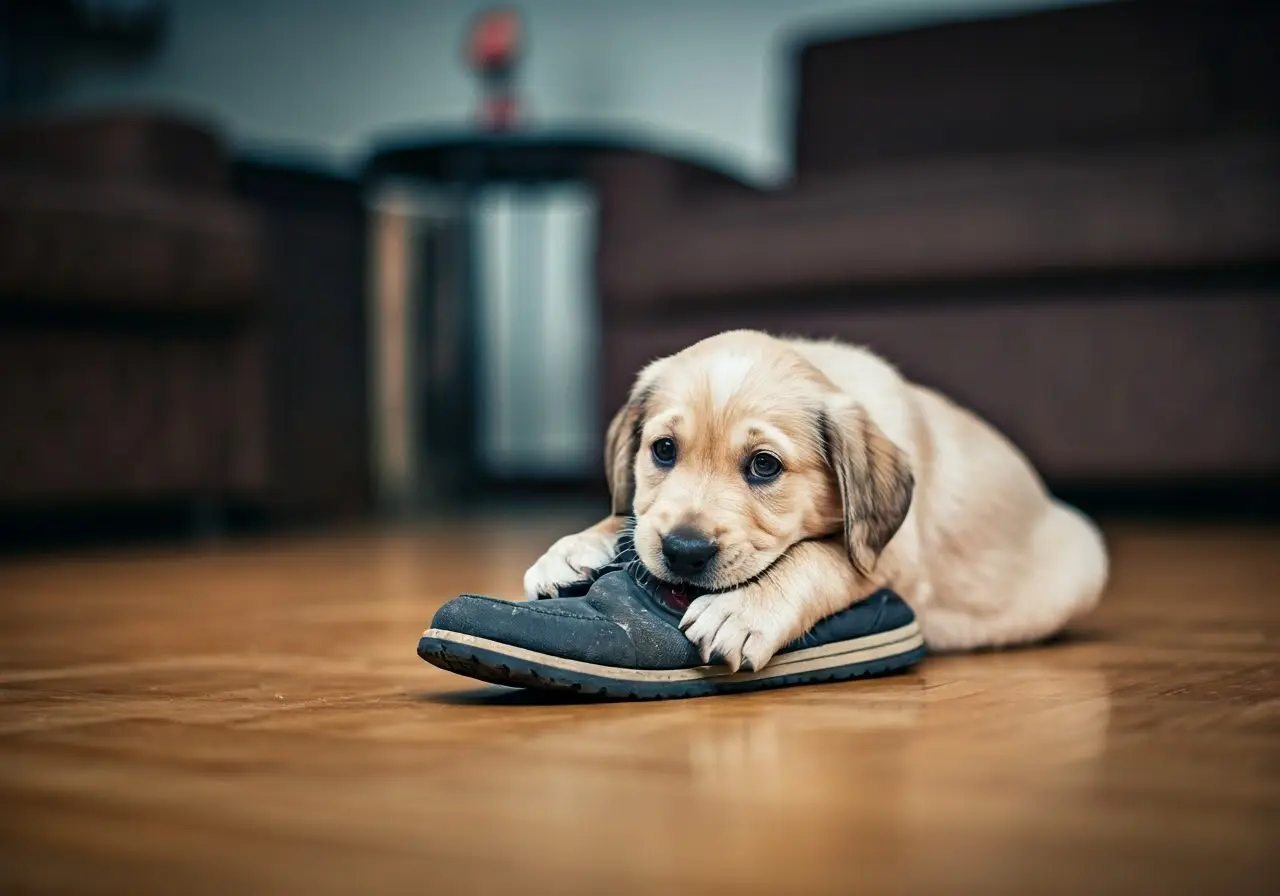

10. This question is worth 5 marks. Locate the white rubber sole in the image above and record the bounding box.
[418,620,925,698]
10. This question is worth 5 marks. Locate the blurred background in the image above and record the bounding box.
[1,0,1277,551]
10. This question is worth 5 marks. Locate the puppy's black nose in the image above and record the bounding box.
[661,529,718,578]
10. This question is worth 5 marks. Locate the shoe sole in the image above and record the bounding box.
[417,620,926,700]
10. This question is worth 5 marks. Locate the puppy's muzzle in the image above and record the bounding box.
[661,528,718,580]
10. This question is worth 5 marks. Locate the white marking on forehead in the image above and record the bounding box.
[644,407,685,435]
[708,352,756,409]
[739,421,800,461]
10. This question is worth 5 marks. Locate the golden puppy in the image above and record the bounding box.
[524,330,1108,672]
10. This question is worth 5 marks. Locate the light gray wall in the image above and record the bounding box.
[42,0,1086,182]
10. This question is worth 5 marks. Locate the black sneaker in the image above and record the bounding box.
[417,531,926,700]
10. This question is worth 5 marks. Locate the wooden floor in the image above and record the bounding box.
[0,514,1276,895]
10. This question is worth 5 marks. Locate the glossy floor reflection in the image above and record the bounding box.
[0,518,1276,895]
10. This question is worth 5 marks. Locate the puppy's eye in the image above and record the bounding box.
[746,451,783,483]
[651,437,678,467]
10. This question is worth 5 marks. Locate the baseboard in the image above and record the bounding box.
[0,497,282,555]
[1050,477,1280,522]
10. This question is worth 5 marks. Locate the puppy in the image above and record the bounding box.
[524,330,1108,672]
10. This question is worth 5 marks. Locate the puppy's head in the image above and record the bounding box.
[606,331,913,598]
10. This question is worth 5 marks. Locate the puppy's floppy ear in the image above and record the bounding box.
[604,383,651,516]
[821,398,914,577]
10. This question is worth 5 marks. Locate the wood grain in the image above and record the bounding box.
[1,516,1277,895]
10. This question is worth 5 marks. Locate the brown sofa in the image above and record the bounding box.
[591,0,1280,486]
[0,110,372,526]
[0,111,267,512]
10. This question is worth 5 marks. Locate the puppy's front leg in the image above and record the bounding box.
[680,537,868,672]
[523,515,626,600]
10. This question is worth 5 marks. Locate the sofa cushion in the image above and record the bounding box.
[0,175,262,312]
[599,293,1280,481]
[603,135,1280,310]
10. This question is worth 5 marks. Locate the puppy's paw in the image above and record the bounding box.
[522,529,617,600]
[679,590,798,673]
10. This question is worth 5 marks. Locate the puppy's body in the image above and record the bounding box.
[525,330,1107,669]
[794,337,1107,650]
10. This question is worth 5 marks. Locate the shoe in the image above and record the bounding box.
[417,530,926,700]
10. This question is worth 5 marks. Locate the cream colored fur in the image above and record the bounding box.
[524,330,1108,672]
